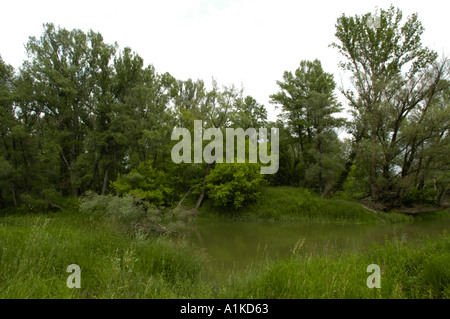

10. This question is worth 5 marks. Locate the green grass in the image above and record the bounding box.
[199,186,415,224]
[216,232,450,299]
[0,210,210,298]
[0,207,448,299]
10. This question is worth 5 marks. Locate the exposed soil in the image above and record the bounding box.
[394,203,450,215]
[358,200,450,215]
[334,199,450,215]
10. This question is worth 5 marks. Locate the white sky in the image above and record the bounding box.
[1,0,449,126]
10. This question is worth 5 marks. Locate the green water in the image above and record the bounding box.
[186,217,450,278]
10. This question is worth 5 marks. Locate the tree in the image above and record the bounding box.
[23,23,116,197]
[398,69,450,205]
[172,80,256,210]
[0,56,18,206]
[330,6,448,204]
[230,94,268,130]
[78,30,117,195]
[270,59,345,193]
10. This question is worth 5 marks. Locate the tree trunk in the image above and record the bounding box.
[325,128,365,197]
[194,164,211,211]
[369,129,378,201]
[101,167,109,196]
[71,110,79,197]
[11,185,17,207]
[70,161,79,197]
[438,186,448,206]
[317,140,324,195]
[417,156,432,190]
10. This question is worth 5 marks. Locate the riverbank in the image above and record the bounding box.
[0,207,448,298]
[216,230,450,298]
[0,210,207,298]
[197,186,449,223]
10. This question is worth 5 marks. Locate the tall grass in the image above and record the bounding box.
[0,209,448,298]
[217,232,450,299]
[0,210,210,298]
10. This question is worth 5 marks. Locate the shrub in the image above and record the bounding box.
[402,187,438,206]
[19,188,69,212]
[78,192,184,234]
[78,192,147,224]
[111,161,176,207]
[206,162,267,209]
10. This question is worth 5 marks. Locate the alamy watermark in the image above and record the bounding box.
[66,264,81,288]
[170,120,279,174]
[367,13,381,29]
[366,264,381,288]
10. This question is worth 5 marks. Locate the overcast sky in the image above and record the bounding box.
[1,0,448,125]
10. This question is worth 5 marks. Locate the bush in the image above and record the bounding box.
[79,192,147,224]
[78,192,186,234]
[111,161,176,207]
[402,187,438,206]
[206,162,267,209]
[19,188,71,212]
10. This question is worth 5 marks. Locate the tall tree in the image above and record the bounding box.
[0,56,18,206]
[270,59,345,193]
[330,6,448,203]
[24,24,100,196]
[230,94,267,130]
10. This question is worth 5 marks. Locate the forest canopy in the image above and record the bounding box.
[0,5,448,211]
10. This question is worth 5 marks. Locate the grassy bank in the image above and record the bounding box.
[0,208,449,298]
[218,232,450,299]
[198,186,441,224]
[0,210,210,298]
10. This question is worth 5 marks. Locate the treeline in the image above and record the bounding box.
[0,6,448,211]
[0,22,271,210]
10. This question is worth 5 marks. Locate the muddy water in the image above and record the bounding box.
[186,217,450,278]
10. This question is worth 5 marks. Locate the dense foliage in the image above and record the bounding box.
[206,162,266,209]
[0,5,448,211]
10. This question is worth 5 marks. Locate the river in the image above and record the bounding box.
[186,216,450,278]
